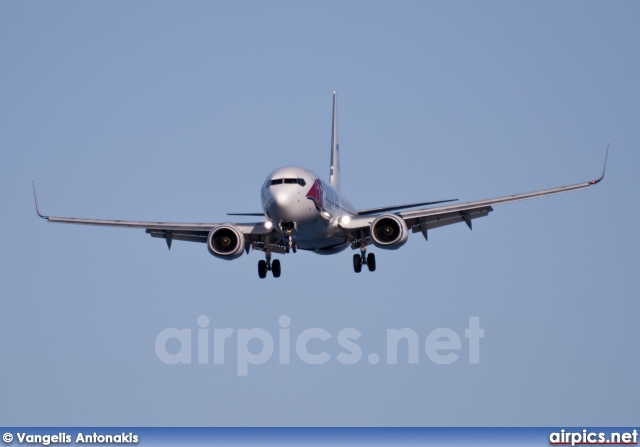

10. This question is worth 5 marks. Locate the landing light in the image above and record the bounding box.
[340,215,351,225]
[321,211,331,219]
[264,221,273,229]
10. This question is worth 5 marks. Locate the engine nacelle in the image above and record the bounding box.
[370,214,408,250]
[207,224,246,260]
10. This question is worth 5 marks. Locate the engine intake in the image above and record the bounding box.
[207,225,245,260]
[370,214,408,250]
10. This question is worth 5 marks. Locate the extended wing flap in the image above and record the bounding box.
[146,229,208,244]
[408,206,493,233]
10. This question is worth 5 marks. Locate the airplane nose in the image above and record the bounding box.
[275,191,290,208]
[271,188,306,223]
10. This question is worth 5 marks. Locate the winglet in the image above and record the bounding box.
[590,143,609,185]
[31,180,48,219]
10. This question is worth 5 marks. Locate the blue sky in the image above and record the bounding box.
[1,1,638,426]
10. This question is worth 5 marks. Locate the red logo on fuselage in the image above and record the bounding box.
[306,179,323,211]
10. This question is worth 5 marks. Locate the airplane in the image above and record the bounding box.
[33,92,608,278]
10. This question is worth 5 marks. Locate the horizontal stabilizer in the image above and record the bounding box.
[227,213,264,216]
[357,199,458,216]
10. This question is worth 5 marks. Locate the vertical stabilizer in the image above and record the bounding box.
[329,91,340,191]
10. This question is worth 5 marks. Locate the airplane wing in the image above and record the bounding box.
[32,181,275,250]
[340,147,608,241]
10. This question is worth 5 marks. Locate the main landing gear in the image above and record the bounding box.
[256,233,287,279]
[353,249,376,273]
[258,252,281,279]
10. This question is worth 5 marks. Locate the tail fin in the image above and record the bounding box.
[329,91,340,191]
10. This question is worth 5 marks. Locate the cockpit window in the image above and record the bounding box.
[269,178,306,187]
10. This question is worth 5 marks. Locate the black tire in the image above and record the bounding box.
[367,253,376,272]
[258,260,267,279]
[272,259,281,278]
[353,254,362,273]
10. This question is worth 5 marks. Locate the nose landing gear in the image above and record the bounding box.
[285,235,297,254]
[255,223,298,279]
[280,222,297,254]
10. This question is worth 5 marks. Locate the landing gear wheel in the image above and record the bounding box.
[272,259,281,278]
[258,260,267,279]
[367,253,376,272]
[353,254,362,273]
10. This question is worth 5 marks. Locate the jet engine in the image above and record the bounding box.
[370,214,408,250]
[207,225,246,260]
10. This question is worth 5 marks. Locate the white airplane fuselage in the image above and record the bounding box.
[261,166,357,254]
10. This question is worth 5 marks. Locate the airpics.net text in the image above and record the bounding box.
[155,316,484,376]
